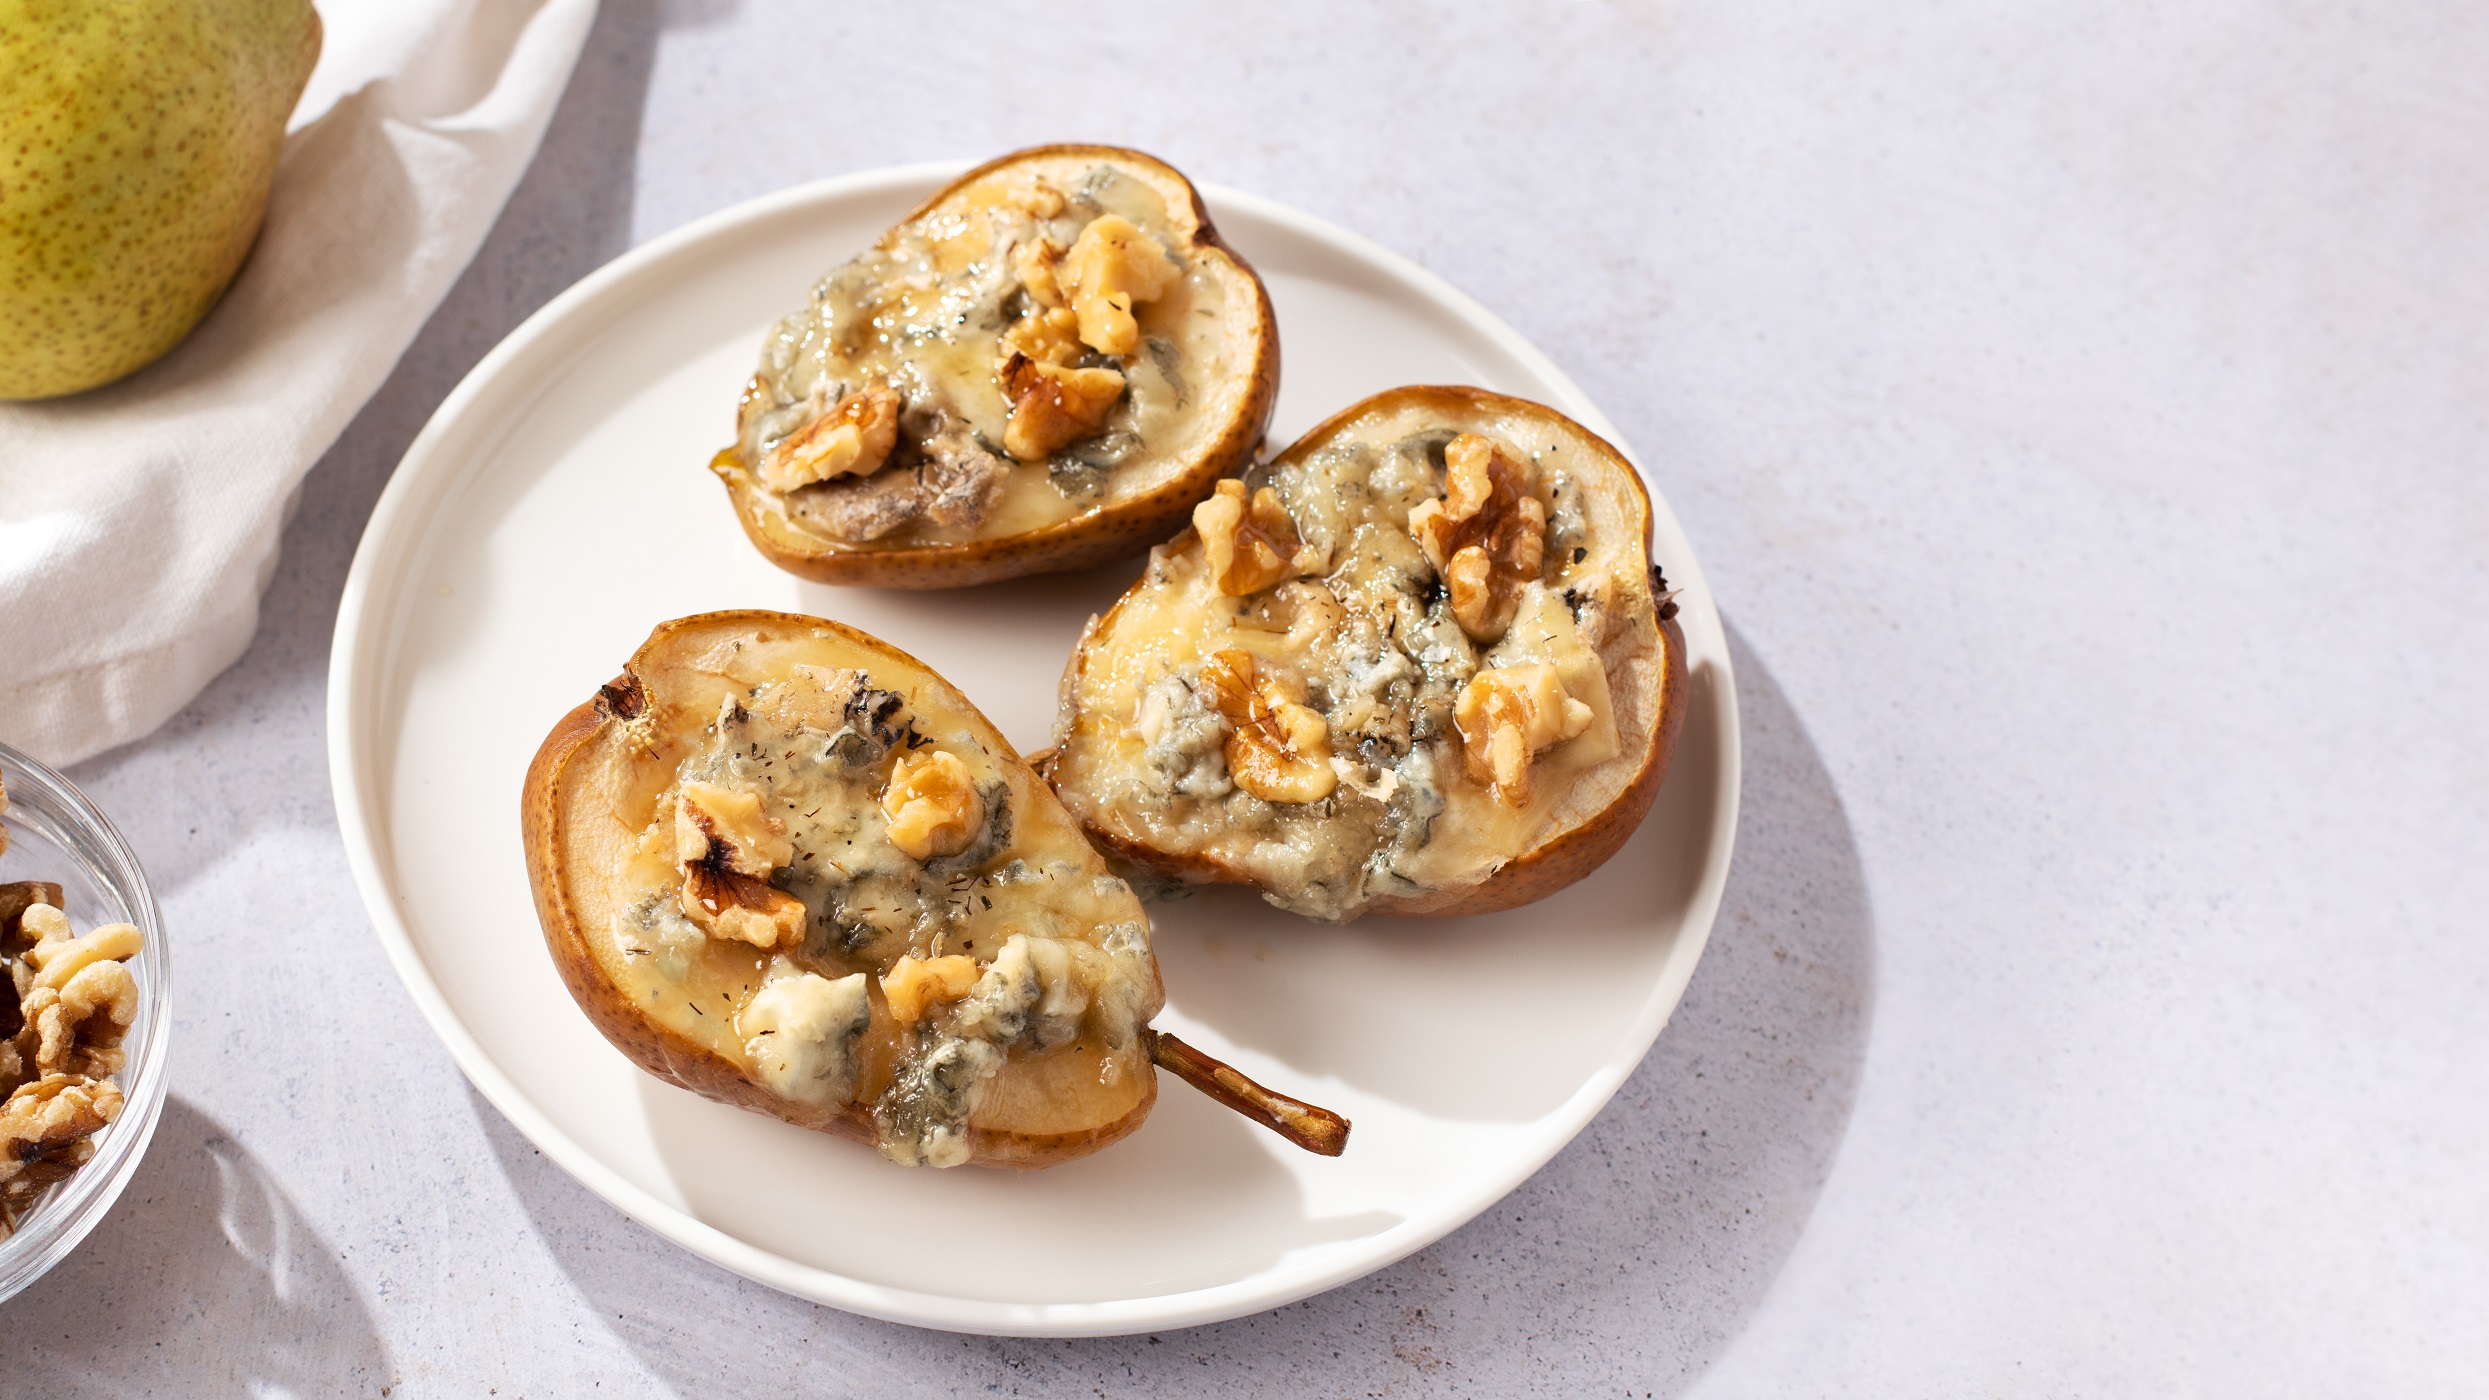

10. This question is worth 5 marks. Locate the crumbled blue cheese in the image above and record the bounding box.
[615,892,704,983]
[1135,675,1230,800]
[1054,421,1638,920]
[638,660,1164,1167]
[738,959,872,1105]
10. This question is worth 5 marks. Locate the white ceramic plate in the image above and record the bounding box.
[328,163,1740,1336]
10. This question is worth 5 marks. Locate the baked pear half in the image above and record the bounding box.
[1043,387,1690,922]
[523,611,1344,1169]
[712,145,1280,589]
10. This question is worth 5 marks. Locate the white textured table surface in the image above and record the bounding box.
[6,2,2483,1394]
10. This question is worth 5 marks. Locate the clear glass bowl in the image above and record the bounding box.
[0,739,171,1305]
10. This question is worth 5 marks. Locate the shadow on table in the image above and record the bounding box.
[479,618,1876,1397]
[0,1097,394,1395]
[64,0,666,895]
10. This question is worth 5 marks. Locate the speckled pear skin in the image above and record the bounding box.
[0,0,321,400]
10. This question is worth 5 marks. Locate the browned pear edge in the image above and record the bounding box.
[1043,385,1693,921]
[519,609,1155,1170]
[711,145,1283,590]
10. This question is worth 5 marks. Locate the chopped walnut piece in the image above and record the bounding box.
[16,911,140,1080]
[1012,235,1066,309]
[881,954,981,1024]
[1001,353,1125,462]
[1193,479,1312,596]
[786,412,1010,542]
[671,787,803,949]
[757,383,901,494]
[1453,663,1595,807]
[0,1073,120,1176]
[1000,304,1082,368]
[0,1073,122,1230]
[0,897,139,1236]
[882,750,987,861]
[675,782,793,878]
[1407,434,1549,644]
[15,900,68,950]
[1203,650,1337,804]
[0,880,62,958]
[1059,214,1179,356]
[677,865,807,950]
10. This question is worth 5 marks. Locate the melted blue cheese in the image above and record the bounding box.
[1057,429,1639,919]
[639,663,1155,1165]
[738,162,1232,546]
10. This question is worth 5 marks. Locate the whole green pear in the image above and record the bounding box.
[0,0,321,399]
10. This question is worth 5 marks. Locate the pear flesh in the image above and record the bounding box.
[0,0,322,400]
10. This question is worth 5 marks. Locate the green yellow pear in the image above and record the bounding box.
[0,0,321,400]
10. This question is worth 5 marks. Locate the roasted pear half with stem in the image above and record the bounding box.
[1043,387,1690,922]
[712,145,1280,589]
[522,610,1344,1169]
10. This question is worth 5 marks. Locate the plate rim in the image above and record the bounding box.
[327,160,1743,1336]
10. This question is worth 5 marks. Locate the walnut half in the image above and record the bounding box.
[1002,353,1125,463]
[757,383,900,494]
[1203,650,1336,804]
[1407,434,1548,645]
[674,784,805,949]
[880,954,980,1024]
[0,1072,123,1232]
[881,750,986,861]
[1453,663,1594,807]
[994,210,1176,462]
[1193,479,1311,596]
[14,907,140,1080]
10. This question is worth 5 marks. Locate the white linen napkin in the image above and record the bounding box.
[0,0,598,766]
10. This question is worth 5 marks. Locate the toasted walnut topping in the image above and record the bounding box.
[678,866,807,950]
[758,383,900,494]
[16,910,141,1080]
[1203,650,1337,804]
[1002,353,1125,462]
[676,783,793,878]
[1060,214,1178,357]
[881,954,981,1024]
[1454,663,1594,806]
[882,750,986,861]
[1001,304,1083,368]
[672,789,804,950]
[1012,235,1066,308]
[1408,434,1549,644]
[1194,479,1311,596]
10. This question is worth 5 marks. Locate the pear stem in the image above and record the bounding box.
[1148,1030,1350,1157]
